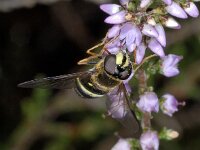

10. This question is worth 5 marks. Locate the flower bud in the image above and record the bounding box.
[105,11,126,24]
[166,2,188,19]
[184,2,199,18]
[148,38,165,57]
[100,4,121,15]
[163,17,181,29]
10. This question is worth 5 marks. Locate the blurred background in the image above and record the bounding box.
[0,0,200,150]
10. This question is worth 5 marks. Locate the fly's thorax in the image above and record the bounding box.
[104,51,133,80]
[90,60,121,93]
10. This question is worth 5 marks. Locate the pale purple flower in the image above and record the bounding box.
[184,2,199,18]
[106,39,121,54]
[105,10,126,24]
[142,24,158,38]
[140,130,159,150]
[161,94,178,117]
[140,0,152,8]
[127,43,136,52]
[155,24,166,47]
[100,4,121,15]
[120,0,130,6]
[136,92,159,113]
[120,23,142,49]
[162,0,172,5]
[148,38,165,57]
[111,138,131,150]
[161,54,183,77]
[163,17,181,29]
[135,43,146,64]
[166,2,188,19]
[107,25,120,38]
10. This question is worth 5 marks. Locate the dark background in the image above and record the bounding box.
[0,0,200,150]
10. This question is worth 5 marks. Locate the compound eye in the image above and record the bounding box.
[104,55,117,75]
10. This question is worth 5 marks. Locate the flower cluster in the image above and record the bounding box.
[99,0,199,150]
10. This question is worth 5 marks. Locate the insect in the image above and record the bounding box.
[18,47,140,134]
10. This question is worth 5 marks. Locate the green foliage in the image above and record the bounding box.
[21,88,51,120]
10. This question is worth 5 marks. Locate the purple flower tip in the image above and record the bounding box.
[155,24,166,47]
[100,4,121,15]
[161,54,183,77]
[184,2,199,18]
[136,43,146,64]
[105,11,126,24]
[162,0,172,5]
[136,92,159,113]
[120,23,142,47]
[161,94,178,117]
[142,24,158,38]
[166,2,188,19]
[148,38,165,57]
[140,130,159,150]
[107,25,120,38]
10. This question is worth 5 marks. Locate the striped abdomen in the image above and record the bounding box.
[75,71,120,98]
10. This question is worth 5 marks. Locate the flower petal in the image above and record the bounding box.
[100,4,121,15]
[155,24,166,47]
[162,0,172,5]
[184,2,199,18]
[148,38,165,57]
[142,24,158,38]
[108,25,120,38]
[164,17,181,29]
[105,11,126,24]
[136,43,146,64]
[127,43,136,52]
[166,2,188,19]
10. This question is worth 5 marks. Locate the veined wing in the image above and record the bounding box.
[18,71,92,89]
[106,84,140,135]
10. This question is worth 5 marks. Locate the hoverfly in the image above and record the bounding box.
[18,45,140,134]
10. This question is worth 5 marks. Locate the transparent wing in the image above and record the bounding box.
[106,84,140,134]
[18,71,92,89]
